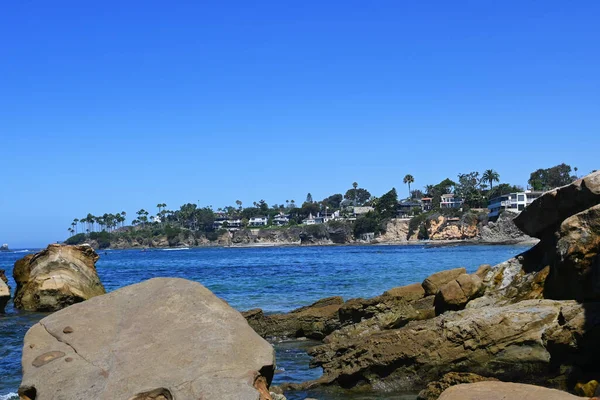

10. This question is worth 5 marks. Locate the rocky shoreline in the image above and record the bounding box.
[242,171,600,398]
[7,171,600,399]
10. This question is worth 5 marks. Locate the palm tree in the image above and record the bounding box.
[120,211,127,227]
[403,174,414,197]
[73,219,79,234]
[424,185,434,197]
[482,169,500,191]
[235,200,242,210]
[352,182,358,205]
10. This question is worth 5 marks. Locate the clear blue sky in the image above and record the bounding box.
[1,1,598,248]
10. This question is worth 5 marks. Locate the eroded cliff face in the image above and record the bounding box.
[378,219,410,242]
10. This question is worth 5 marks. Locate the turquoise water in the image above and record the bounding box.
[0,244,527,399]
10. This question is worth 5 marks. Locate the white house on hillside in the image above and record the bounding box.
[488,191,544,219]
[272,213,290,226]
[248,216,268,227]
[440,194,463,209]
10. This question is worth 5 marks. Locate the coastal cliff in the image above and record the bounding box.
[71,211,533,249]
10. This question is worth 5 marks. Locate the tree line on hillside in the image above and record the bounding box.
[65,163,587,242]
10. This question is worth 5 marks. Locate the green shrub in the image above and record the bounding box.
[353,214,379,236]
[304,224,329,239]
[408,212,430,238]
[65,233,86,245]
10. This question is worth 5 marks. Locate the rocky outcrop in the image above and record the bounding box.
[0,243,8,251]
[437,382,586,400]
[308,300,600,391]
[13,244,105,311]
[479,211,535,243]
[428,214,479,240]
[422,267,466,296]
[514,171,600,239]
[272,173,600,397]
[377,219,410,242]
[243,297,345,340]
[417,372,499,400]
[19,278,275,400]
[434,273,484,314]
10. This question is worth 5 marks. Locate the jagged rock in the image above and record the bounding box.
[323,296,435,348]
[550,204,600,301]
[307,300,600,392]
[13,244,105,311]
[243,297,344,340]
[422,268,467,296]
[514,171,600,239]
[437,382,585,400]
[479,211,535,243]
[383,283,425,302]
[417,372,499,400]
[434,273,484,314]
[19,278,275,400]
[474,264,492,279]
[472,203,600,305]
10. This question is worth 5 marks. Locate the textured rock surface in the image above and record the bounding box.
[479,211,535,243]
[0,278,9,313]
[308,300,600,391]
[434,273,483,314]
[383,283,425,302]
[437,381,586,400]
[13,244,105,311]
[19,278,275,400]
[550,204,600,301]
[514,170,600,239]
[417,372,499,400]
[243,297,344,340]
[422,268,467,296]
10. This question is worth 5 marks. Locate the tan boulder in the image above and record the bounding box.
[19,278,275,400]
[417,372,499,400]
[514,170,600,238]
[0,278,9,313]
[13,244,105,311]
[438,381,585,400]
[422,267,467,296]
[384,282,425,302]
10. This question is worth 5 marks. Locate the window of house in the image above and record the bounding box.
[518,195,525,202]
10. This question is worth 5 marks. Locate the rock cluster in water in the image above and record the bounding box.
[13,244,106,311]
[248,171,600,398]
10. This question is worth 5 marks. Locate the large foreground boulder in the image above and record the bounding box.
[13,244,105,311]
[307,299,600,391]
[438,381,586,400]
[417,372,499,400]
[19,278,275,400]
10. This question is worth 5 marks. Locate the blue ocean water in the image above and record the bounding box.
[0,244,528,399]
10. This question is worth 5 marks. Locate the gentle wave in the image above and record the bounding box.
[0,393,18,400]
[12,250,31,253]
[161,247,190,251]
